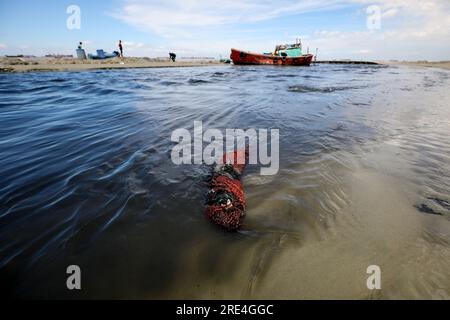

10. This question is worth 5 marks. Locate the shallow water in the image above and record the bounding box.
[0,64,449,299]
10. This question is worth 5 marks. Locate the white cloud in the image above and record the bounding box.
[110,0,345,37]
[121,41,148,55]
[381,7,398,19]
[123,41,144,50]
[110,0,450,60]
[0,43,7,49]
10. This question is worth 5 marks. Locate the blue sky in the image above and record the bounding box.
[1,0,449,60]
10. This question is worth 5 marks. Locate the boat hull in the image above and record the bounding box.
[231,48,314,66]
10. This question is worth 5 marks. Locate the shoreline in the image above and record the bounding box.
[0,57,223,73]
[1,57,450,73]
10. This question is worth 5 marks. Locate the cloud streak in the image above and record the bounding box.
[110,0,346,36]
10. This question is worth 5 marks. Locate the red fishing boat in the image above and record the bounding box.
[231,41,314,66]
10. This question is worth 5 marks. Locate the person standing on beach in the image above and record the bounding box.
[118,40,123,58]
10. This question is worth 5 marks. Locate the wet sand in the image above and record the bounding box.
[380,60,450,71]
[0,57,221,73]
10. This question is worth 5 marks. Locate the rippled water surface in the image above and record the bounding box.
[1,64,450,299]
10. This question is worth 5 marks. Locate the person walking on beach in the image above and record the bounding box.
[118,40,124,58]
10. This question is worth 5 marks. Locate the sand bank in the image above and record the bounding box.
[0,56,222,73]
[380,60,450,70]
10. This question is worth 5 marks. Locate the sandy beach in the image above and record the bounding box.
[0,56,222,73]
[2,57,450,73]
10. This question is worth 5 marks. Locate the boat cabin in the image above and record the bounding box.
[274,42,303,57]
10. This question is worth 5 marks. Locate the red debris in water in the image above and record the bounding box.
[205,149,247,230]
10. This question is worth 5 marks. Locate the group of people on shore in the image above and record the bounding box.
[77,41,123,58]
[77,41,176,61]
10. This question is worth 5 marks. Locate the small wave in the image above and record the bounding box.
[266,74,298,78]
[211,72,230,77]
[287,85,362,93]
[351,102,370,106]
[159,80,181,86]
[188,78,210,85]
[143,76,160,82]
[0,85,53,94]
[303,75,323,79]
[49,78,67,83]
